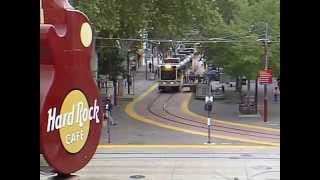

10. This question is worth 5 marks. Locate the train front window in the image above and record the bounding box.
[161,66,176,80]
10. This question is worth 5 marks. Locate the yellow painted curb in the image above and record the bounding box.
[124,84,279,147]
[182,93,280,133]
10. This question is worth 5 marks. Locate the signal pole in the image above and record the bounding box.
[263,23,269,122]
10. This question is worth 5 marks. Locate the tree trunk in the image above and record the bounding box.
[255,77,258,113]
[236,77,242,94]
[113,80,117,106]
[247,79,250,96]
[239,80,242,96]
[151,45,154,73]
[235,77,239,92]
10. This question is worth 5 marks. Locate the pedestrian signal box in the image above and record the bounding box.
[205,96,214,103]
[205,96,213,111]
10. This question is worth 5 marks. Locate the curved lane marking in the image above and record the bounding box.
[182,93,280,133]
[124,84,278,147]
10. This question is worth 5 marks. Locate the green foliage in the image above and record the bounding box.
[214,0,241,25]
[76,0,120,37]
[98,48,125,79]
[74,0,279,80]
[206,0,280,79]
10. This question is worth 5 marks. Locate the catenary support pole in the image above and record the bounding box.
[263,23,269,122]
[127,50,130,94]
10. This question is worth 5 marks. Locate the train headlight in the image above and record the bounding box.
[170,82,174,84]
[164,64,172,69]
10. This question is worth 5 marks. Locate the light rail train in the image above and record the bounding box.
[158,48,196,92]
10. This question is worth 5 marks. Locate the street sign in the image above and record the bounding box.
[259,70,272,84]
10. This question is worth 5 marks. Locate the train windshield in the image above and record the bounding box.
[164,58,180,64]
[161,66,176,80]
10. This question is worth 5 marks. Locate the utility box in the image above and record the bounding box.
[195,83,208,99]
[239,95,257,114]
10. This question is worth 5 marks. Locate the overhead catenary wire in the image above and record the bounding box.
[212,30,264,40]
[94,37,279,44]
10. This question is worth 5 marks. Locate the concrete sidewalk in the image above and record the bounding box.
[41,146,280,180]
[120,65,157,100]
[189,81,280,128]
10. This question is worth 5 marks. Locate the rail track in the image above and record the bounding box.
[146,92,279,143]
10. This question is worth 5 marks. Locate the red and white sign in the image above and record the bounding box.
[259,70,272,84]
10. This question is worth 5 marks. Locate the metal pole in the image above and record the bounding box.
[152,45,154,73]
[157,51,160,79]
[263,23,269,122]
[133,73,135,95]
[145,51,148,80]
[206,76,213,144]
[207,110,211,144]
[127,51,130,95]
[208,80,210,96]
[113,81,117,106]
[255,77,258,114]
[104,76,109,97]
[107,111,111,144]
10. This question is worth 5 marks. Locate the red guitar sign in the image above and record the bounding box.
[40,0,103,174]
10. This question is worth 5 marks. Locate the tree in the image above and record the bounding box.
[76,0,120,37]
[200,0,279,98]
[214,0,241,25]
[98,48,125,80]
[206,0,279,79]
[234,0,280,76]
[75,0,279,83]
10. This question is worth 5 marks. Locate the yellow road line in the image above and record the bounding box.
[135,83,158,101]
[182,93,280,133]
[98,144,278,149]
[124,84,279,147]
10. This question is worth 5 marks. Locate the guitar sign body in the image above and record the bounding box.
[40,0,103,174]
